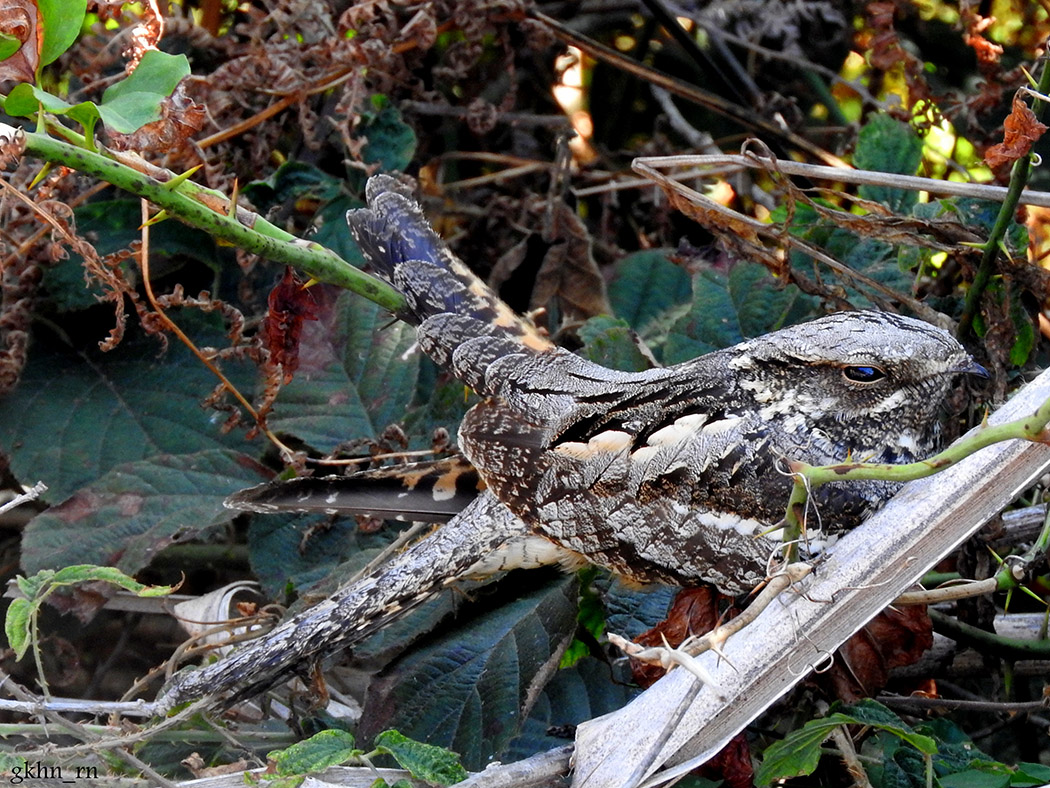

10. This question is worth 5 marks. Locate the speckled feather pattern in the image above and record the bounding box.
[156,176,982,709]
[348,176,981,591]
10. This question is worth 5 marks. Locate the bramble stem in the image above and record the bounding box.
[784,394,1050,538]
[957,54,1050,337]
[3,124,406,313]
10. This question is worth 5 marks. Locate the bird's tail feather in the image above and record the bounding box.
[155,492,523,711]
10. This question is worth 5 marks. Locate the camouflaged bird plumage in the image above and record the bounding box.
[346,175,985,592]
[157,175,984,710]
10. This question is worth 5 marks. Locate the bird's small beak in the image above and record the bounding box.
[956,358,990,379]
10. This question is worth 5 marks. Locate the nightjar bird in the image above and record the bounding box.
[160,175,985,709]
[337,175,987,591]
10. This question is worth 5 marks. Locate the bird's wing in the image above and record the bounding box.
[225,456,482,522]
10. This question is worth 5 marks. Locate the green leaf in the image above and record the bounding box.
[339,291,421,432]
[4,596,32,660]
[757,701,937,786]
[401,357,478,451]
[578,316,651,372]
[5,51,189,137]
[15,570,51,599]
[607,250,692,337]
[0,33,21,62]
[0,753,27,776]
[20,449,271,575]
[840,699,937,754]
[598,575,677,640]
[663,263,816,364]
[6,565,176,659]
[1013,762,1050,787]
[1008,294,1035,366]
[248,513,368,598]
[47,565,177,596]
[755,715,843,785]
[939,770,1011,788]
[374,730,469,786]
[244,160,346,209]
[854,114,923,212]
[507,656,636,762]
[268,289,419,450]
[269,729,357,775]
[359,571,579,771]
[0,319,256,502]
[308,194,367,266]
[359,105,417,171]
[38,0,87,67]
[4,82,100,134]
[98,50,191,132]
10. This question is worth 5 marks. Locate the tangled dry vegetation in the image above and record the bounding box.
[0,1,1049,786]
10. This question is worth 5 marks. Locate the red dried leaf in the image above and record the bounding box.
[985,93,1048,173]
[962,11,1003,71]
[262,268,319,384]
[697,732,755,788]
[628,586,732,687]
[0,0,41,85]
[823,605,933,702]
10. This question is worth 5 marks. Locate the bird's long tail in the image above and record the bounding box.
[154,493,524,712]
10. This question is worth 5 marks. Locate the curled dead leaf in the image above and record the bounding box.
[0,0,40,85]
[985,93,1048,173]
[0,121,26,168]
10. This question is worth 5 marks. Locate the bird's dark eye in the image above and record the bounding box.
[843,365,886,383]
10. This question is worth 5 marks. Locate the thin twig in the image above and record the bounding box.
[137,200,297,462]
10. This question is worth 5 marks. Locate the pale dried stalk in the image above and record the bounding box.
[633,153,1050,208]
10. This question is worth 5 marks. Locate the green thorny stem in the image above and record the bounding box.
[957,53,1050,338]
[2,123,406,312]
[783,393,1050,560]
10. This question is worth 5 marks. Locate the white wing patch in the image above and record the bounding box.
[554,429,633,459]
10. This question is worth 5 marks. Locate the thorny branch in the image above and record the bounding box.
[958,56,1050,336]
[0,123,405,312]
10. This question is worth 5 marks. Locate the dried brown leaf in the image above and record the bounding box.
[0,0,40,85]
[985,93,1048,173]
[823,605,933,702]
